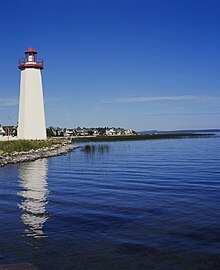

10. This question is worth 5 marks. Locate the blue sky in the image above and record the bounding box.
[0,0,219,131]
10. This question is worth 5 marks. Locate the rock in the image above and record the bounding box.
[0,145,79,168]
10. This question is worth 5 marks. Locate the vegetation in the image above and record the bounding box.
[72,133,213,143]
[46,127,55,137]
[0,139,61,154]
[82,144,110,153]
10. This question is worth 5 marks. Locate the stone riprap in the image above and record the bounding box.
[0,144,78,167]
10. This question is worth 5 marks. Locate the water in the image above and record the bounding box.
[0,137,220,269]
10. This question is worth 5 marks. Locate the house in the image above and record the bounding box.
[64,129,75,137]
[106,128,117,136]
[93,129,99,136]
[124,129,135,135]
[75,128,89,136]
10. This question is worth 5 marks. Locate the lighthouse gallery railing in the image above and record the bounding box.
[18,58,44,69]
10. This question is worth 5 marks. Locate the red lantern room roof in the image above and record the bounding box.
[25,47,37,54]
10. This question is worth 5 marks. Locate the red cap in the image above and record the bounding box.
[25,47,37,54]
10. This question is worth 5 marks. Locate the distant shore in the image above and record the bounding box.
[71,133,215,142]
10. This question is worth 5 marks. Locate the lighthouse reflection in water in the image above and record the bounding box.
[18,158,49,238]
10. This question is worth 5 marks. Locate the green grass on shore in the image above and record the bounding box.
[0,139,61,154]
[72,133,213,142]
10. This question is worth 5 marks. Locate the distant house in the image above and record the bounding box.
[106,128,116,136]
[105,127,135,136]
[124,129,135,135]
[93,129,99,136]
[64,129,75,137]
[75,128,89,136]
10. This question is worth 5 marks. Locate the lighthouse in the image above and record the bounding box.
[17,48,47,140]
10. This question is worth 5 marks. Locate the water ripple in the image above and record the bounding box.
[0,138,220,269]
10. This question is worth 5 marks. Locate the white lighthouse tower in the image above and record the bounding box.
[18,48,47,140]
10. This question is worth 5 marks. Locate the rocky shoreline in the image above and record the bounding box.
[0,144,79,168]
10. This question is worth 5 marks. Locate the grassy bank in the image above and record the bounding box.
[72,133,213,143]
[0,139,62,154]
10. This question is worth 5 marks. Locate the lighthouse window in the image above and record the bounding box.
[28,53,34,62]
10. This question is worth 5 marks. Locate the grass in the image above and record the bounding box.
[72,133,213,143]
[0,139,61,154]
[82,144,110,153]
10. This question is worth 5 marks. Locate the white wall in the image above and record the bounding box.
[18,68,47,140]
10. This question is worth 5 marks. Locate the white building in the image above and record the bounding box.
[17,48,47,140]
[106,128,117,136]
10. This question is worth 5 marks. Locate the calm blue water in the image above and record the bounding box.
[0,138,220,270]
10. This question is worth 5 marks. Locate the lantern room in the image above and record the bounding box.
[18,47,44,70]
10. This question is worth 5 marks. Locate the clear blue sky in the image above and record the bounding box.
[0,0,219,131]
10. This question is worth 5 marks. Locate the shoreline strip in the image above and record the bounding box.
[0,144,79,168]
